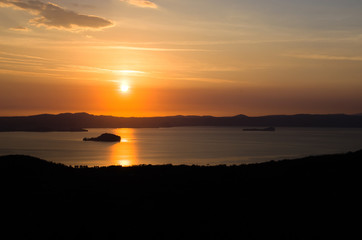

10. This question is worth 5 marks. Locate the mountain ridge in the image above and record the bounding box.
[0,112,362,131]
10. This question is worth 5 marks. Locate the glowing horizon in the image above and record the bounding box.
[1,0,361,116]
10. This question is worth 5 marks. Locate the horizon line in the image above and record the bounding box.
[1,112,361,118]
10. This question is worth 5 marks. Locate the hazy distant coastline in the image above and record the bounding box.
[0,112,362,132]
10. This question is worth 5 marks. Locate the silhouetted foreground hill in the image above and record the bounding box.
[1,150,361,239]
[1,112,362,131]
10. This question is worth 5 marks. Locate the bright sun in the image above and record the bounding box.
[120,83,129,93]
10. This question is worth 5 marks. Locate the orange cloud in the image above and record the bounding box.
[9,26,30,31]
[0,0,113,30]
[120,0,158,9]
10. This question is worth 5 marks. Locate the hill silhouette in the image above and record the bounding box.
[1,112,362,131]
[1,150,361,239]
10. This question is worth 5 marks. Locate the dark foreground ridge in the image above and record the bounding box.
[1,112,362,131]
[1,150,362,239]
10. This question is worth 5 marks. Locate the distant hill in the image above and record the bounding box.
[0,112,362,131]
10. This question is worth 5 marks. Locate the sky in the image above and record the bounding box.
[1,0,362,117]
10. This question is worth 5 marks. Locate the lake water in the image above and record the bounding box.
[1,127,362,166]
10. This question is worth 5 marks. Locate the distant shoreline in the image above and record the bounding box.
[0,112,362,131]
[1,149,361,168]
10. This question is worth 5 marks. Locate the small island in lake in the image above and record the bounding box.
[83,133,121,142]
[243,127,276,131]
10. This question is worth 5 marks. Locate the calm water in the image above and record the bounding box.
[1,127,362,166]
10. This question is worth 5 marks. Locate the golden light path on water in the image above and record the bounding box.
[109,128,138,166]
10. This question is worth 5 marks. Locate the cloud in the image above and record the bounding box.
[285,53,362,62]
[9,26,30,31]
[92,45,211,52]
[120,0,158,9]
[0,0,113,30]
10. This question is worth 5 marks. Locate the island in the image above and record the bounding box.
[83,133,121,142]
[243,127,276,131]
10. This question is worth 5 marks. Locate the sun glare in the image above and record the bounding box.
[120,83,129,93]
[118,160,131,166]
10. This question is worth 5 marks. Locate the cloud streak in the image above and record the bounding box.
[91,45,211,52]
[0,0,113,30]
[9,26,30,31]
[0,50,147,79]
[120,0,158,9]
[285,53,362,62]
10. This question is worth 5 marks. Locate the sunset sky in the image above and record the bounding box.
[1,0,362,116]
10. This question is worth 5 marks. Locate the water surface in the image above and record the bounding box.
[0,127,361,166]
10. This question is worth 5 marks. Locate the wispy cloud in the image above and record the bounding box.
[120,0,158,9]
[285,53,362,62]
[58,65,147,76]
[91,45,211,52]
[0,0,113,30]
[0,50,146,78]
[9,26,30,31]
[84,35,362,49]
[171,77,235,84]
[0,50,47,61]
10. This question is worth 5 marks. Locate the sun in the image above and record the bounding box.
[118,160,131,166]
[120,83,129,93]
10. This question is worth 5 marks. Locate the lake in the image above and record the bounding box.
[1,127,362,166]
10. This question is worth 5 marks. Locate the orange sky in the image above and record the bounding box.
[1,0,362,116]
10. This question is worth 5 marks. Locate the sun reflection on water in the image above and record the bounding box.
[110,128,138,166]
